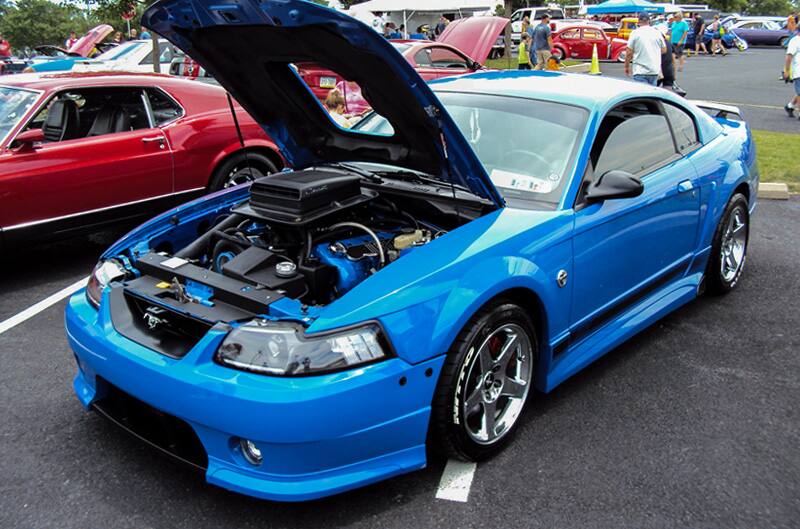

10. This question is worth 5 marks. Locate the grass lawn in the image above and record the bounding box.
[752,130,800,192]
[485,57,581,70]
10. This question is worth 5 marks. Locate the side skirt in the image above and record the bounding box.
[543,272,703,393]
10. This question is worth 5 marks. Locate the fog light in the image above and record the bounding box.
[240,439,263,466]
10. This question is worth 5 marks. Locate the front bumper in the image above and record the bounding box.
[65,290,444,501]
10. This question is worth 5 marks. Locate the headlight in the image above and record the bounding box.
[216,321,390,376]
[86,260,126,308]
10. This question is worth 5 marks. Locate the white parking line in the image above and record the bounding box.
[0,277,87,336]
[435,459,477,502]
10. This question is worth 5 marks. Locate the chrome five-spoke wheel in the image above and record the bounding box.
[720,206,747,283]
[462,323,533,445]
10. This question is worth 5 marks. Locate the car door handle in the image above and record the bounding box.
[677,180,694,193]
[142,136,164,143]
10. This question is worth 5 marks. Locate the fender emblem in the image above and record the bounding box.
[143,306,168,330]
[556,269,568,288]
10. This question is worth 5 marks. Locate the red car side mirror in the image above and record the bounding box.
[13,128,45,151]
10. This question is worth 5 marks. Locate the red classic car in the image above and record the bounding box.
[551,23,628,62]
[300,16,508,115]
[0,72,282,248]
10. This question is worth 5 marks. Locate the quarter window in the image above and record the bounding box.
[146,88,183,126]
[663,103,699,154]
[582,29,603,40]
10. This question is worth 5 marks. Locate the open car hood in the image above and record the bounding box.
[69,24,113,57]
[142,0,503,206]
[438,16,509,65]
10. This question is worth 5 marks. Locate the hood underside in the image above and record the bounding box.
[142,0,503,206]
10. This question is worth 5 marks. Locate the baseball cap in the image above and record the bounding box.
[638,12,651,22]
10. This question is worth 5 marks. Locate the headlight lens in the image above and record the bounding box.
[216,321,390,376]
[86,260,126,307]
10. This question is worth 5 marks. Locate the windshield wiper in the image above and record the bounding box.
[322,162,383,184]
[374,169,472,193]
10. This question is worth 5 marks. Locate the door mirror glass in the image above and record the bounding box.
[584,170,643,203]
[12,128,45,150]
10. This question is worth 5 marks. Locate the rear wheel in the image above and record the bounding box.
[431,301,537,461]
[209,151,278,191]
[705,193,749,295]
[616,49,627,62]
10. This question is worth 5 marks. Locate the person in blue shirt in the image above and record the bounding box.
[532,13,553,71]
[140,27,152,40]
[670,12,689,72]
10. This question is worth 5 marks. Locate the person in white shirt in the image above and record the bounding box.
[624,12,667,86]
[783,31,800,118]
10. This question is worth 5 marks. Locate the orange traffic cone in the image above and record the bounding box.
[589,44,601,75]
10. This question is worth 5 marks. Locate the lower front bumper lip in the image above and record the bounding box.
[66,291,445,501]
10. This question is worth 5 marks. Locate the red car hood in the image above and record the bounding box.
[69,25,113,57]
[437,16,509,64]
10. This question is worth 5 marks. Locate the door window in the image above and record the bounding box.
[590,101,678,180]
[560,29,580,40]
[582,28,604,40]
[146,88,184,126]
[662,103,699,155]
[24,87,150,143]
[414,48,433,67]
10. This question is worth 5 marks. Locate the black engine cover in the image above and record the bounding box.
[233,168,376,225]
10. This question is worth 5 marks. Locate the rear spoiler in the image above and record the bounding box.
[690,100,743,121]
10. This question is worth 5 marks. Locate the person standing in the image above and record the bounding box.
[709,15,727,56]
[518,33,533,70]
[787,11,797,33]
[129,28,139,40]
[624,13,666,85]
[140,27,152,40]
[0,35,11,58]
[532,13,553,71]
[691,13,707,56]
[671,12,689,71]
[65,31,79,49]
[783,31,800,118]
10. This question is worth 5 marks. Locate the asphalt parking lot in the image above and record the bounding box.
[1,195,798,529]
[601,46,797,133]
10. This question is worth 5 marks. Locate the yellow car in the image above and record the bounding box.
[609,17,638,40]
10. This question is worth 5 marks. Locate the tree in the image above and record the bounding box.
[0,0,86,49]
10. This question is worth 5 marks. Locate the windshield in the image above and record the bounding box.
[355,91,588,208]
[96,41,143,61]
[391,43,412,53]
[0,87,39,145]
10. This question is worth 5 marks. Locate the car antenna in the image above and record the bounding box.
[226,91,254,182]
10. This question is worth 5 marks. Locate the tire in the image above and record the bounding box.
[705,193,749,295]
[430,300,538,461]
[552,47,564,61]
[780,36,790,47]
[616,49,627,62]
[208,151,278,191]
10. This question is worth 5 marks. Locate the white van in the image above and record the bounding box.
[510,6,565,43]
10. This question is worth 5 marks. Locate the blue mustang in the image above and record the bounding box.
[65,0,758,502]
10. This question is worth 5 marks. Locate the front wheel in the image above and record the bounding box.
[705,193,749,295]
[430,301,538,461]
[209,151,278,191]
[780,36,790,48]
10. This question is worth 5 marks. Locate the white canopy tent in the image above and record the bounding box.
[347,0,498,37]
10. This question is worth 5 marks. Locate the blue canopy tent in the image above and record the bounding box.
[587,0,665,15]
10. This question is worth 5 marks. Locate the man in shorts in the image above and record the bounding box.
[671,12,689,71]
[784,31,800,118]
[692,13,708,56]
[532,13,553,71]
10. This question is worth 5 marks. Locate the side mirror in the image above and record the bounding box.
[584,170,643,203]
[471,61,482,70]
[13,128,45,151]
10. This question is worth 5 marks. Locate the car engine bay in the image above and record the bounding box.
[109,165,492,329]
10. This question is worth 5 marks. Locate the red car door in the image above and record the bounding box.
[579,28,608,58]
[0,87,173,230]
